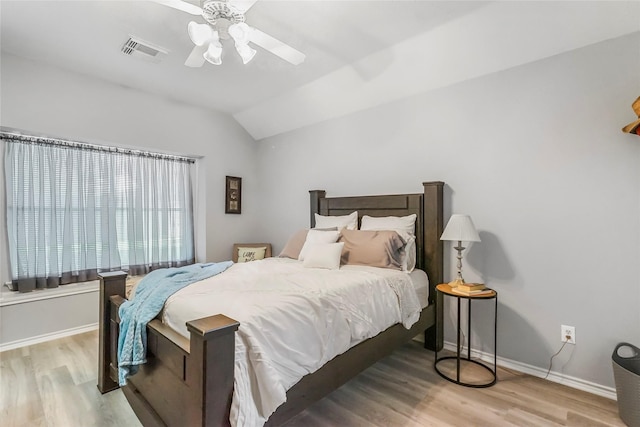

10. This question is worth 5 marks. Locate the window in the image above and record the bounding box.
[3,133,195,292]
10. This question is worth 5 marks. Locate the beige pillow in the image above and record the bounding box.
[360,214,417,272]
[279,228,339,259]
[237,246,267,263]
[279,229,309,259]
[338,229,405,270]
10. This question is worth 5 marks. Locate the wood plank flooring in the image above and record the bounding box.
[0,330,624,426]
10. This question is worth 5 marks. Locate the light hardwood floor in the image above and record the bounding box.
[0,330,624,427]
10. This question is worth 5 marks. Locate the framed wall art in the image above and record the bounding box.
[225,176,242,214]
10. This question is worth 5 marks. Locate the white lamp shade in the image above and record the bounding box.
[235,43,256,64]
[203,38,223,65]
[229,23,256,64]
[188,21,214,46]
[440,214,481,242]
[228,22,252,44]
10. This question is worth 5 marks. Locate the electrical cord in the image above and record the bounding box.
[544,338,570,379]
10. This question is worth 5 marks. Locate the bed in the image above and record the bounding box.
[97,181,444,427]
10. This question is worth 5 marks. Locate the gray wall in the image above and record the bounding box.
[1,287,99,346]
[0,54,261,345]
[255,33,640,389]
[0,53,261,275]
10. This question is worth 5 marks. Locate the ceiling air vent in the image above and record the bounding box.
[121,36,168,63]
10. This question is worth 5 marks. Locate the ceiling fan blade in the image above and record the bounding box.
[184,44,208,67]
[249,27,305,65]
[152,0,203,16]
[231,0,259,14]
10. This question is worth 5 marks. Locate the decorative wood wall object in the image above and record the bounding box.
[622,96,640,136]
[225,176,242,214]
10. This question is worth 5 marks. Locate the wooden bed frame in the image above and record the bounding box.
[98,181,444,427]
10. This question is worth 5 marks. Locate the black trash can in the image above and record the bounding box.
[612,342,640,427]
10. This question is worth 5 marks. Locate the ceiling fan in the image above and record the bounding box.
[154,0,306,66]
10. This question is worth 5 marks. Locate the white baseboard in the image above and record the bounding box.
[443,341,617,401]
[0,323,98,352]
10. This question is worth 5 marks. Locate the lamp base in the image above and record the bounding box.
[448,278,466,288]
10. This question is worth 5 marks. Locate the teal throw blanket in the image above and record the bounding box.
[118,261,233,386]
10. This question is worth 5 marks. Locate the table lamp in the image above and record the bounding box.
[440,214,481,288]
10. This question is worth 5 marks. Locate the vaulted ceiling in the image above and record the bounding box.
[2,1,638,140]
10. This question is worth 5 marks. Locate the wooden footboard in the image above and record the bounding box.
[98,272,240,427]
[98,271,127,394]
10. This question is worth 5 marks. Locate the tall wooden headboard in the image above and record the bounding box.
[309,181,444,306]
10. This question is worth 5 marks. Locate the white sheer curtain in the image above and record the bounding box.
[4,135,194,292]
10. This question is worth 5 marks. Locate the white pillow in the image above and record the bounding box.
[236,246,267,263]
[360,214,417,237]
[314,211,358,231]
[361,214,418,272]
[298,229,341,261]
[303,242,344,270]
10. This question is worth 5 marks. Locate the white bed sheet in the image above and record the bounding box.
[409,268,429,308]
[162,258,423,427]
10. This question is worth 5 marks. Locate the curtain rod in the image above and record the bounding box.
[0,129,196,164]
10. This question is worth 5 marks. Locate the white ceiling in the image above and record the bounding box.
[2,1,639,140]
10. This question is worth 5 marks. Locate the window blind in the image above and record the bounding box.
[3,133,195,292]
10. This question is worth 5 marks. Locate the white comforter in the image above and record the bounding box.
[162,258,421,427]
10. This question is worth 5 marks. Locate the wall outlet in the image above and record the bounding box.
[561,325,576,344]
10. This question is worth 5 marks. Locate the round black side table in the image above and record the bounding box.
[434,283,497,388]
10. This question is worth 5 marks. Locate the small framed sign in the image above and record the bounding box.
[225,176,242,214]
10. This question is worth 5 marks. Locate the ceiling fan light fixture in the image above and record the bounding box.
[228,22,251,44]
[229,22,255,64]
[157,0,305,66]
[188,21,214,46]
[203,38,223,65]
[235,43,256,64]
